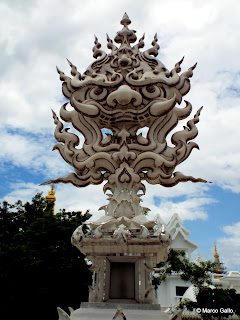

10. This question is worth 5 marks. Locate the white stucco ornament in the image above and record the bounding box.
[71,225,84,246]
[113,224,131,243]
[43,12,208,314]
[42,13,207,219]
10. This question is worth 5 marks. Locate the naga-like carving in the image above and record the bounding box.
[42,13,207,219]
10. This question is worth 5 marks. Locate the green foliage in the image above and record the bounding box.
[0,193,92,320]
[152,249,216,288]
[179,287,240,319]
[181,260,215,287]
[152,249,187,287]
[153,249,240,318]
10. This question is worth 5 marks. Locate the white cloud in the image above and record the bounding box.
[217,222,240,271]
[133,181,214,222]
[2,182,47,204]
[223,222,240,237]
[144,195,214,223]
[1,181,106,221]
[1,179,214,224]
[150,197,214,222]
[0,0,240,270]
[0,130,69,177]
[0,0,240,192]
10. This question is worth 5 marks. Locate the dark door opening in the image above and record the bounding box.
[109,262,135,299]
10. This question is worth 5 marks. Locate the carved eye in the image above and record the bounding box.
[142,85,160,98]
[90,87,107,100]
[146,85,155,93]
[94,87,103,95]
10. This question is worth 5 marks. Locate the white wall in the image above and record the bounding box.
[157,274,191,308]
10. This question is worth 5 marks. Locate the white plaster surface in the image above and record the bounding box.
[70,307,169,320]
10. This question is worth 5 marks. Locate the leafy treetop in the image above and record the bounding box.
[0,193,92,320]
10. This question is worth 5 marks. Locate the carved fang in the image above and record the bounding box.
[150,93,176,116]
[71,96,99,116]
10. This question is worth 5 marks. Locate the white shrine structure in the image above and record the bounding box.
[44,181,240,318]
[43,13,210,320]
[156,213,198,308]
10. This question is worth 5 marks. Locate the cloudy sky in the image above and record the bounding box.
[1,0,240,271]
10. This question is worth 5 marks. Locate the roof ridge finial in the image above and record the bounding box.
[49,183,55,196]
[214,242,219,259]
[46,184,56,215]
[121,12,131,27]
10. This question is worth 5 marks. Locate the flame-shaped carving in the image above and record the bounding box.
[42,13,207,219]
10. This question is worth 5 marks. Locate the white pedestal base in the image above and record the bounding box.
[59,303,170,320]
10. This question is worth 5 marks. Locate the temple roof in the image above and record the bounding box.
[167,213,198,252]
[221,271,240,280]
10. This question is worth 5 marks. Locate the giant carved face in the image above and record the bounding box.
[43,13,206,194]
[57,14,196,132]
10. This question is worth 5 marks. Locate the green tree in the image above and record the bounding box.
[152,249,216,288]
[153,249,240,319]
[0,193,92,320]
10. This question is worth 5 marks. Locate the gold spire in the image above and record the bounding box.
[213,242,225,274]
[214,243,219,259]
[46,184,56,214]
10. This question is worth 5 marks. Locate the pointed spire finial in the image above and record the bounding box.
[121,12,131,26]
[115,13,136,47]
[46,184,56,214]
[50,183,55,195]
[214,243,219,259]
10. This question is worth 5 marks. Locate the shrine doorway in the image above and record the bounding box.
[109,262,135,300]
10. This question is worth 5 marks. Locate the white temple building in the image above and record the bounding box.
[166,213,198,260]
[156,213,198,308]
[156,213,240,309]
[212,271,240,292]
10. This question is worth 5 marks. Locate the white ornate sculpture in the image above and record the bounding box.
[42,13,206,215]
[71,225,84,246]
[113,224,131,243]
[42,13,206,308]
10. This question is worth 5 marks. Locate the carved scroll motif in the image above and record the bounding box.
[42,13,207,219]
